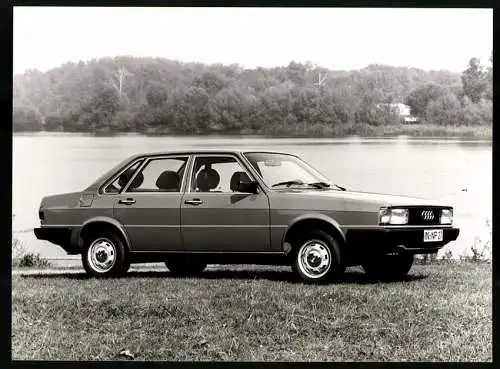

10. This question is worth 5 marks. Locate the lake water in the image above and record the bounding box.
[12,133,492,260]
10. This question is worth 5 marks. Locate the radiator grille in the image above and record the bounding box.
[408,208,441,225]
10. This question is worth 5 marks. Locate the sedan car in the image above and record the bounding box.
[34,150,459,283]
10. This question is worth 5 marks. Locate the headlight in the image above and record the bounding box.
[440,209,453,224]
[379,207,409,225]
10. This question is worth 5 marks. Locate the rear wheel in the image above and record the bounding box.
[362,252,414,281]
[82,232,129,278]
[165,258,207,277]
[291,229,345,284]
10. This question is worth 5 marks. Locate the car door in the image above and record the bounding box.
[181,154,271,252]
[113,155,190,252]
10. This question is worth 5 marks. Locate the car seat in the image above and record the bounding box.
[196,164,220,192]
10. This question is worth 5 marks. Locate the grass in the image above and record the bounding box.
[253,122,492,138]
[11,262,491,361]
[52,122,492,139]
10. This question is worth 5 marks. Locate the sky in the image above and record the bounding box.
[13,7,493,75]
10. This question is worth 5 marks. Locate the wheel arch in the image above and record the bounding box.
[79,217,131,251]
[282,214,347,253]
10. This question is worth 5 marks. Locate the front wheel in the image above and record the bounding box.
[82,232,129,278]
[362,252,414,281]
[291,229,345,284]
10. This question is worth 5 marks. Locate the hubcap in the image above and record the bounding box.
[88,238,116,273]
[297,240,331,279]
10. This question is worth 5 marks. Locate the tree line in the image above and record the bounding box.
[12,55,492,135]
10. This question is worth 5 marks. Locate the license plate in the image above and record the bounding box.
[423,229,443,242]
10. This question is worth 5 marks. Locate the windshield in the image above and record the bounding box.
[243,152,331,189]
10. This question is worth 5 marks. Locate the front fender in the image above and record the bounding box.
[281,213,347,251]
[79,216,131,250]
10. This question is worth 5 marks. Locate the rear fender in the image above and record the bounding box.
[79,216,131,250]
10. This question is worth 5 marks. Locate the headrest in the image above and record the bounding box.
[156,170,180,191]
[196,167,220,192]
[118,169,144,190]
[230,171,251,192]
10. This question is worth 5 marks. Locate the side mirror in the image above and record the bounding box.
[237,180,259,194]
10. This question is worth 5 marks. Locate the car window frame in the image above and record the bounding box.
[187,154,260,194]
[121,155,192,194]
[100,158,145,195]
[242,151,330,191]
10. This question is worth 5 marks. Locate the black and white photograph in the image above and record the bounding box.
[11,6,492,361]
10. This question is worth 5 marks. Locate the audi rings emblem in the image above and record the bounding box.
[421,210,435,220]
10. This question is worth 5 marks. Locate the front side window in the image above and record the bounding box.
[126,157,189,192]
[244,152,330,189]
[191,156,252,193]
[104,160,143,194]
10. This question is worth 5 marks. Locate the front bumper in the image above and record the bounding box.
[34,227,80,255]
[346,226,460,255]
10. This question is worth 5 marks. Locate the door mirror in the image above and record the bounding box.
[236,180,259,194]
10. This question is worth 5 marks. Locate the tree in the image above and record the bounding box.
[145,83,169,108]
[406,83,449,118]
[461,57,487,103]
[12,104,44,131]
[13,55,486,134]
[425,93,461,126]
[286,61,308,87]
[110,66,132,98]
[174,87,211,132]
[459,96,492,126]
[193,71,227,96]
[77,87,120,132]
[483,51,493,101]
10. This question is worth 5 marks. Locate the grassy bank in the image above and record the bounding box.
[12,263,491,361]
[254,122,492,138]
[134,123,493,138]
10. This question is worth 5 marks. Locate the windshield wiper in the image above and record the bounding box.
[308,181,331,189]
[308,182,346,191]
[334,184,346,191]
[272,180,305,188]
[272,180,346,191]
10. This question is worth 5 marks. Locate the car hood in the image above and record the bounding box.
[276,188,445,207]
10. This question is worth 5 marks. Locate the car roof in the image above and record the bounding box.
[126,149,295,159]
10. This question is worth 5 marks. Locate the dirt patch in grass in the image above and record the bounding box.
[11,263,491,361]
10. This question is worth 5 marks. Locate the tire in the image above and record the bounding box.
[362,252,414,281]
[82,231,129,278]
[291,229,345,284]
[165,258,207,277]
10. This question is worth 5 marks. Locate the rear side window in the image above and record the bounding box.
[104,161,143,194]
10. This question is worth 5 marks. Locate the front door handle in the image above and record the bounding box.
[184,199,203,206]
[118,198,136,205]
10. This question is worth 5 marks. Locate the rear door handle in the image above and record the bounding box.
[118,198,136,205]
[184,199,203,206]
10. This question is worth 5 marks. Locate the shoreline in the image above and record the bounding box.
[12,124,493,140]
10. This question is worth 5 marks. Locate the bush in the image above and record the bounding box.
[459,97,492,126]
[12,218,52,268]
[14,252,51,268]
